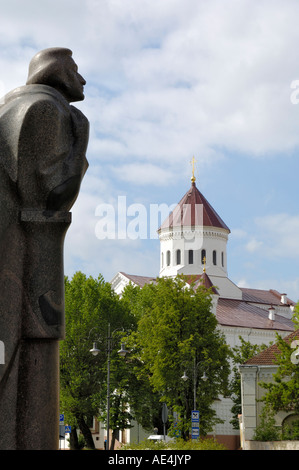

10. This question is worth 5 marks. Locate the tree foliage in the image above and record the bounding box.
[122,275,231,439]
[259,332,299,414]
[253,405,281,441]
[60,271,135,449]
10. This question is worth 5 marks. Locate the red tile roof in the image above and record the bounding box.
[184,273,219,295]
[244,330,299,365]
[158,182,230,232]
[216,298,294,331]
[119,272,156,288]
[241,288,295,306]
[121,272,219,294]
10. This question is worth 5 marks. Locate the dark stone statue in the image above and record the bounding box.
[0,48,89,449]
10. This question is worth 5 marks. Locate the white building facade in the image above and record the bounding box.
[239,329,299,450]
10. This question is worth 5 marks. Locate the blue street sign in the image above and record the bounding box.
[191,410,199,423]
[65,425,71,434]
[191,426,200,439]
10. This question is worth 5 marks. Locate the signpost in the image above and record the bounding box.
[59,415,71,449]
[162,403,168,441]
[191,410,199,439]
[59,414,65,449]
[59,414,65,438]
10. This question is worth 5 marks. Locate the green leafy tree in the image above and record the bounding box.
[119,283,167,434]
[122,275,231,439]
[229,337,267,429]
[60,272,135,449]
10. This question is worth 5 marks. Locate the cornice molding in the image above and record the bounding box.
[159,227,229,242]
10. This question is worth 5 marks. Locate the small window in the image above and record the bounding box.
[213,250,217,266]
[176,249,181,265]
[188,249,194,264]
[201,249,206,264]
[166,250,171,266]
[161,252,164,268]
[221,251,224,267]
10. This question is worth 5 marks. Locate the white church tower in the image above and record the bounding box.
[158,158,242,300]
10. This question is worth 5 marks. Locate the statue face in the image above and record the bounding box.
[61,57,86,102]
[26,48,87,103]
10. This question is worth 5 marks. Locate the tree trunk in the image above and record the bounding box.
[110,431,116,450]
[69,427,80,450]
[110,397,120,450]
[76,413,95,449]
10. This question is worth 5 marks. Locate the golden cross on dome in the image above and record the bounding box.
[190,156,197,183]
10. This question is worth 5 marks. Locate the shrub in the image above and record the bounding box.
[282,420,299,440]
[253,407,280,441]
[122,437,227,450]
[122,439,169,450]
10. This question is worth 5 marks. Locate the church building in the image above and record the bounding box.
[111,161,295,449]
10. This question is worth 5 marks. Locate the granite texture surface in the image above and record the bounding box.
[0,48,89,449]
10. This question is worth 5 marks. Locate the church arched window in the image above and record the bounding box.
[201,249,206,264]
[176,249,181,265]
[213,250,217,265]
[166,250,171,266]
[188,249,194,264]
[221,251,224,267]
[161,252,164,268]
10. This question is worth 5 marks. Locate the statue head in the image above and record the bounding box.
[26,47,86,102]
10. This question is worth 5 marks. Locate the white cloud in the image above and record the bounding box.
[111,163,173,186]
[237,278,250,288]
[254,213,299,257]
[2,1,299,168]
[74,0,299,185]
[230,228,248,239]
[233,213,299,260]
[245,238,264,253]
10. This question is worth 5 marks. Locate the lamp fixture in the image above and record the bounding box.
[118,343,130,357]
[181,371,189,382]
[89,342,100,356]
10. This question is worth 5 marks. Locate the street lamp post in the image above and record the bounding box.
[181,357,207,410]
[181,357,207,437]
[90,323,129,450]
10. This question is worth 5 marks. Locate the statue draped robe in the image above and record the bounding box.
[0,84,89,449]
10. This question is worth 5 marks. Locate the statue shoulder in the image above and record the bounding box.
[2,85,71,121]
[16,89,73,137]
[0,88,65,182]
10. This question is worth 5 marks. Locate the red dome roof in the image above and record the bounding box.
[159,181,230,232]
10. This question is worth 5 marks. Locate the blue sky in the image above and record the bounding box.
[1,0,299,301]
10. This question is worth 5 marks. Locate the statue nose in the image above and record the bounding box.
[79,74,86,85]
